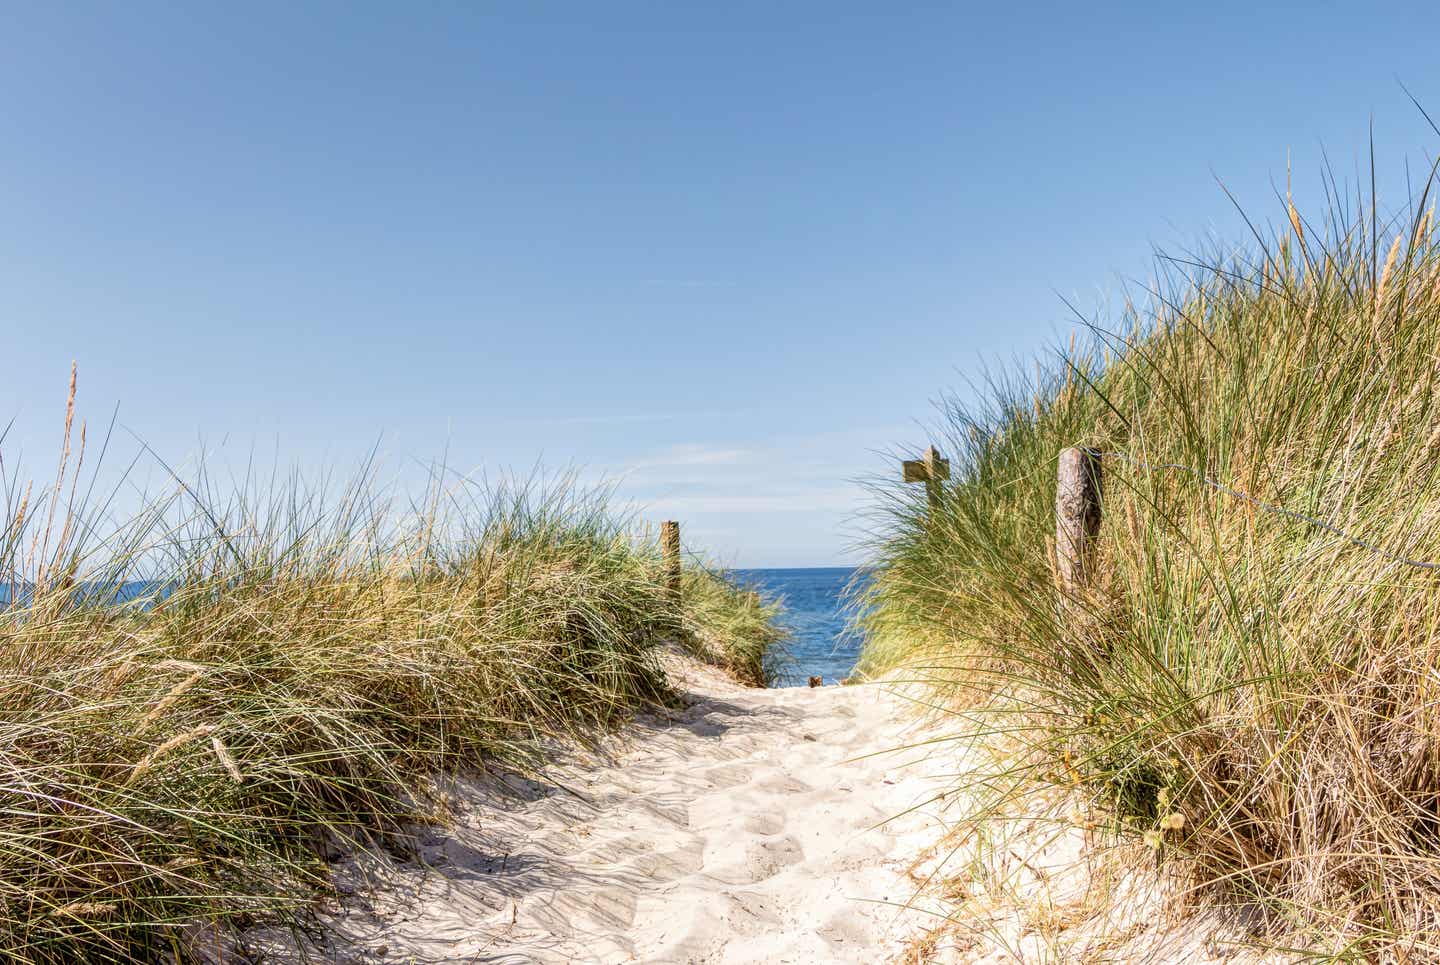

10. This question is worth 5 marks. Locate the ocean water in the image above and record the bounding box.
[729,567,864,687]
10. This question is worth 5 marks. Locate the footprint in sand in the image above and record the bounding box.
[700,761,753,788]
[741,811,785,835]
[741,833,806,882]
[548,884,638,930]
[581,834,705,879]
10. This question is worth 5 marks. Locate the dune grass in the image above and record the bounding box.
[861,159,1440,957]
[677,566,787,686]
[0,382,784,963]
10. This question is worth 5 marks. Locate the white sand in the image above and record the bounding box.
[909,795,1283,964]
[309,661,956,964]
[238,660,1284,965]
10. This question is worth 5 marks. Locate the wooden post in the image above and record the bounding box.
[903,445,950,514]
[1055,447,1103,592]
[660,520,682,599]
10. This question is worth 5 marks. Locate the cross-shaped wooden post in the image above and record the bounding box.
[902,445,950,514]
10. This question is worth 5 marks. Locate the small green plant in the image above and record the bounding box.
[861,152,1440,957]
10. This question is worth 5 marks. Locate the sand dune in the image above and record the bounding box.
[306,661,956,963]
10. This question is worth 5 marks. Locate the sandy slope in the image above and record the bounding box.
[310,661,955,964]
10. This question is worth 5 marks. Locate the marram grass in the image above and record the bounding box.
[0,393,784,962]
[861,167,1440,958]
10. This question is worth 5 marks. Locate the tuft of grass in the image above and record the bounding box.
[861,152,1440,957]
[677,566,789,687]
[0,385,782,963]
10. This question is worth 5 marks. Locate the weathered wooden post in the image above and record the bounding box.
[903,445,950,514]
[660,520,682,599]
[1055,447,1103,593]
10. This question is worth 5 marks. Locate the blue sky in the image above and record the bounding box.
[2,2,1439,566]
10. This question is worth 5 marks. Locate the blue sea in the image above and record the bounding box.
[729,567,865,687]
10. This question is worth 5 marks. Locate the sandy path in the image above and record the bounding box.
[315,664,955,964]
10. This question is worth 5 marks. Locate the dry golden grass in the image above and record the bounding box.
[0,377,785,962]
[862,154,1440,958]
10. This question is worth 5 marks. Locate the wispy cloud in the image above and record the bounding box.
[605,437,875,517]
[624,443,755,471]
[635,279,734,288]
[568,425,910,564]
[494,409,755,428]
[639,485,864,516]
